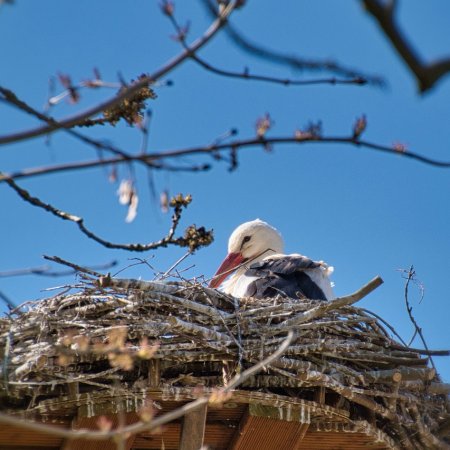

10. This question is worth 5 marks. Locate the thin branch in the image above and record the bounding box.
[165,10,368,88]
[41,255,113,278]
[3,180,212,252]
[202,0,384,85]
[0,2,238,146]
[0,331,293,441]
[362,0,450,92]
[47,76,121,106]
[0,86,136,160]
[160,250,193,279]
[269,276,383,333]
[1,133,449,186]
[191,54,369,86]
[402,266,435,370]
[0,290,16,309]
[0,86,202,173]
[0,260,117,278]
[361,308,408,346]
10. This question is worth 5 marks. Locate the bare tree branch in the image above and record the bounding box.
[190,54,369,87]
[202,0,385,85]
[0,1,239,146]
[362,0,450,93]
[0,86,137,160]
[2,180,213,252]
[0,156,210,182]
[1,132,449,187]
[165,9,369,88]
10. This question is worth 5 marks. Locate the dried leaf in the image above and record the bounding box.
[117,180,139,222]
[125,190,139,223]
[117,179,134,205]
[160,190,169,213]
[255,113,273,137]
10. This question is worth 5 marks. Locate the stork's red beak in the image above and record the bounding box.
[209,252,245,288]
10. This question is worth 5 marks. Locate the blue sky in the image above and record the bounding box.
[1,1,449,380]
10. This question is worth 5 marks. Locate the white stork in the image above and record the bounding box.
[209,219,334,300]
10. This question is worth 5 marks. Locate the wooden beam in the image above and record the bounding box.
[313,387,326,405]
[148,359,161,388]
[230,406,311,450]
[179,403,208,450]
[67,382,79,398]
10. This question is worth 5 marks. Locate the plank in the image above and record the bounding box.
[179,403,208,450]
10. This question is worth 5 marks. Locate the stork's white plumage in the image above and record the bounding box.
[209,219,334,300]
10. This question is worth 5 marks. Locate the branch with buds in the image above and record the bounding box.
[3,177,213,252]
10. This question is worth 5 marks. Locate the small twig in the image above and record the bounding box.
[266,276,383,335]
[140,109,152,154]
[42,255,111,278]
[234,297,244,372]
[47,78,121,106]
[191,53,369,87]
[402,266,435,370]
[0,260,117,278]
[160,250,192,279]
[0,290,16,309]
[112,257,157,278]
[361,308,408,346]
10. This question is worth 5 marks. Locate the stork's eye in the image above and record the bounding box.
[242,235,251,244]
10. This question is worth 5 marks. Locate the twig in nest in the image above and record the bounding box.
[401,265,435,370]
[0,290,16,309]
[0,260,117,278]
[42,255,108,278]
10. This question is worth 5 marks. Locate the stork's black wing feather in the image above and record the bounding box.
[244,255,327,300]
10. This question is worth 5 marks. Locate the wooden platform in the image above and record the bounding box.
[0,388,397,450]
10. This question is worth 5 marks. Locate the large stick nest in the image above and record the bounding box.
[0,275,449,449]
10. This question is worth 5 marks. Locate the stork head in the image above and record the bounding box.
[209,219,284,288]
